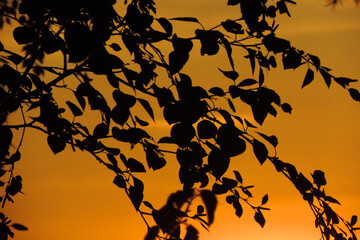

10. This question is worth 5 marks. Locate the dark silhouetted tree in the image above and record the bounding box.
[0,0,359,239]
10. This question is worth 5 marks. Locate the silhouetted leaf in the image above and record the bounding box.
[308,54,320,70]
[320,68,332,88]
[111,105,130,125]
[281,103,292,114]
[127,158,146,172]
[208,148,230,179]
[158,136,174,144]
[348,88,360,102]
[237,78,257,87]
[106,72,120,88]
[282,48,302,69]
[47,135,66,154]
[233,170,243,184]
[259,68,264,87]
[312,170,326,188]
[11,223,28,231]
[227,0,241,5]
[137,98,155,120]
[351,215,358,226]
[157,18,173,35]
[253,139,268,165]
[256,132,278,148]
[209,87,225,97]
[143,201,154,210]
[227,98,236,112]
[197,120,217,139]
[170,17,200,24]
[212,183,229,195]
[146,148,166,170]
[325,196,340,205]
[184,225,199,240]
[171,123,195,147]
[129,177,144,210]
[244,119,257,128]
[113,175,126,188]
[144,226,159,240]
[302,69,314,88]
[66,101,83,117]
[221,19,244,34]
[169,50,189,75]
[109,43,121,51]
[233,200,243,218]
[262,35,290,54]
[261,194,269,205]
[93,123,109,138]
[135,116,149,126]
[254,211,265,228]
[218,68,239,81]
[13,27,35,44]
[334,77,357,89]
[222,177,238,189]
[201,190,217,225]
[218,109,234,125]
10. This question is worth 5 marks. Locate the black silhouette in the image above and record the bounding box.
[0,0,359,239]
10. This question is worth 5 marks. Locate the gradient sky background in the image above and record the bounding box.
[2,0,360,240]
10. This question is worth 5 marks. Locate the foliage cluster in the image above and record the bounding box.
[0,0,359,239]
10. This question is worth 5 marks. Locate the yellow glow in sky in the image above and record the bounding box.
[1,0,360,240]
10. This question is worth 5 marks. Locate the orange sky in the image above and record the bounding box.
[2,1,360,240]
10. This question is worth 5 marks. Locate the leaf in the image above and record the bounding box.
[157,18,173,35]
[259,68,264,87]
[197,120,217,139]
[109,43,121,51]
[334,77,357,88]
[93,123,109,138]
[320,68,332,88]
[127,158,146,172]
[233,200,243,218]
[244,119,257,128]
[208,148,230,179]
[218,68,239,81]
[221,20,244,34]
[143,201,154,210]
[11,223,28,231]
[47,135,66,154]
[262,35,291,54]
[144,226,159,240]
[135,116,149,126]
[66,101,83,117]
[256,132,278,148]
[254,211,266,228]
[351,215,358,226]
[169,17,200,24]
[233,170,243,184]
[137,98,155,120]
[171,123,195,147]
[184,225,199,240]
[209,87,225,97]
[308,54,321,70]
[212,183,229,195]
[237,78,257,87]
[113,175,126,188]
[13,26,35,44]
[261,194,269,205]
[227,98,236,112]
[348,88,360,102]
[106,72,120,88]
[312,170,326,188]
[129,177,144,210]
[281,103,292,114]
[253,139,268,165]
[201,190,217,225]
[302,69,314,88]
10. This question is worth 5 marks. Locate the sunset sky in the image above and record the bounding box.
[2,0,360,240]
